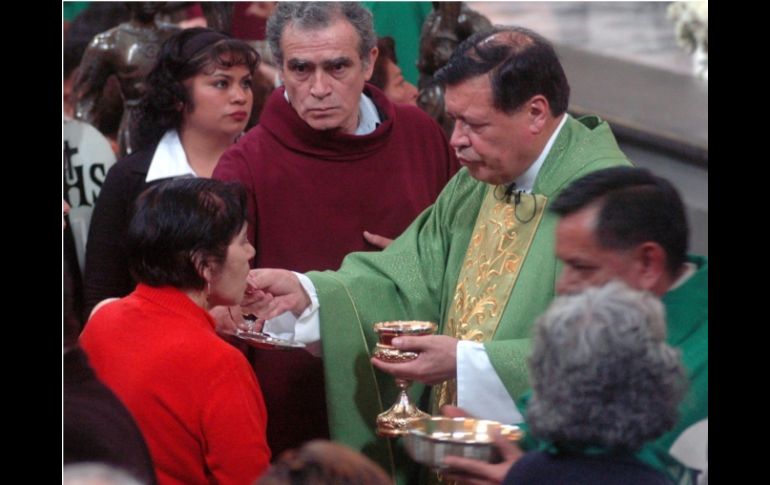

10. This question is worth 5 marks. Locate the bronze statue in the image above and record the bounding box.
[73,3,179,157]
[417,2,492,135]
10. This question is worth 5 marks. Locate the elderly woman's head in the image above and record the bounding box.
[127,178,254,308]
[526,281,686,451]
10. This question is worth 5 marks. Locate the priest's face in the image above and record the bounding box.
[279,18,377,135]
[445,76,542,185]
[554,204,645,295]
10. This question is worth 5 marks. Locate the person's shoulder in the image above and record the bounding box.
[438,168,486,208]
[566,114,617,140]
[502,451,552,484]
[110,146,156,177]
[100,156,146,190]
[218,126,272,167]
[392,103,442,128]
[389,104,452,150]
[196,333,256,383]
[451,167,480,188]
[88,25,122,48]
[560,115,629,166]
[506,451,672,485]
[689,254,708,271]
[235,125,271,145]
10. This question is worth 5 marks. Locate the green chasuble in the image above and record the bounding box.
[307,115,631,484]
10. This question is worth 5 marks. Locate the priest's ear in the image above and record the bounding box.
[524,94,550,135]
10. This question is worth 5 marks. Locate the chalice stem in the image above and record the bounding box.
[396,379,413,408]
[376,377,430,436]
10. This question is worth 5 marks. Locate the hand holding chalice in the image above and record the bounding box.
[372,321,438,437]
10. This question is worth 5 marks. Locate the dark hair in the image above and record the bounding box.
[267,2,376,68]
[127,178,248,291]
[258,440,391,485]
[134,27,260,151]
[550,167,689,276]
[434,26,569,116]
[369,36,397,91]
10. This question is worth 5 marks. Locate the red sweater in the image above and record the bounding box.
[80,285,270,485]
[213,84,458,456]
[214,83,459,273]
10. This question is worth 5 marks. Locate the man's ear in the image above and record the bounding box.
[527,95,550,135]
[364,46,379,81]
[633,242,669,293]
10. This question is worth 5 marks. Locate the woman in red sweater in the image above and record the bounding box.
[80,178,270,485]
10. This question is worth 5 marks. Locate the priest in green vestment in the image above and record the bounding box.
[247,27,631,483]
[441,167,708,485]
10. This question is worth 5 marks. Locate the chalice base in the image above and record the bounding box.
[376,388,431,437]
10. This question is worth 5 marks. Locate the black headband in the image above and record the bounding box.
[180,30,231,60]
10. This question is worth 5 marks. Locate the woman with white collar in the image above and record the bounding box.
[84,27,259,319]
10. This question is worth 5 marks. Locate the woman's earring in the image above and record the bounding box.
[206,280,212,301]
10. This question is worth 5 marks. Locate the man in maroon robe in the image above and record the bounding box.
[213,2,458,457]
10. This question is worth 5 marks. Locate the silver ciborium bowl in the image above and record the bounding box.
[404,417,523,469]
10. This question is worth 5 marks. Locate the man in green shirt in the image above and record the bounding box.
[551,166,707,484]
[247,27,631,483]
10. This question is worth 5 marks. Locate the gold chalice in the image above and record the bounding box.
[372,320,438,437]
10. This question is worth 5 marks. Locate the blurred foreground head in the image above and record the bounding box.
[257,440,391,485]
[62,463,143,485]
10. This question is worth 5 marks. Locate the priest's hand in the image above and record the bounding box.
[371,335,458,385]
[245,269,311,319]
[440,430,523,485]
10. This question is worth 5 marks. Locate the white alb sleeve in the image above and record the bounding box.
[456,340,524,424]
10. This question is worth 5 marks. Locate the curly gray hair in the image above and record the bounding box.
[266,2,377,69]
[526,281,686,451]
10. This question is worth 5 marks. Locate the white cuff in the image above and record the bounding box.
[293,272,320,343]
[260,272,322,356]
[456,340,524,424]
